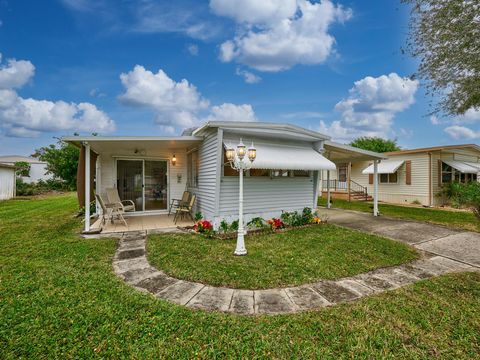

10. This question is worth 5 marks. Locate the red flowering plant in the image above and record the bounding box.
[193,219,216,238]
[267,218,285,231]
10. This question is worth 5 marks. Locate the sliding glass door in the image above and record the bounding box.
[144,160,168,210]
[116,159,168,212]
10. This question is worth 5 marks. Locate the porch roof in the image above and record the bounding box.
[324,141,386,162]
[62,136,203,154]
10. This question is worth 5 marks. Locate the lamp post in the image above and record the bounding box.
[226,138,256,255]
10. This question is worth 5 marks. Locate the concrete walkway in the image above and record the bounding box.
[112,215,479,315]
[322,208,480,268]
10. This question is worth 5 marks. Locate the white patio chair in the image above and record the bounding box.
[106,188,136,212]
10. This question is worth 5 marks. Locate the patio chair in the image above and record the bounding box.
[174,194,196,224]
[168,191,191,216]
[96,194,127,227]
[106,188,135,212]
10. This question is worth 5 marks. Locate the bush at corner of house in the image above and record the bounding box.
[194,211,203,221]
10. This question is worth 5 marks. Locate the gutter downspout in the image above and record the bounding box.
[428,152,432,207]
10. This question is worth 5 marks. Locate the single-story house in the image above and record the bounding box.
[321,144,480,207]
[0,163,16,200]
[64,121,385,233]
[0,155,52,184]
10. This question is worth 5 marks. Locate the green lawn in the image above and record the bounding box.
[319,197,480,232]
[147,226,418,289]
[1,194,479,358]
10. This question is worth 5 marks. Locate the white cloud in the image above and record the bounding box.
[454,107,480,124]
[444,125,480,140]
[430,115,441,125]
[0,54,115,137]
[0,55,35,89]
[89,88,107,98]
[206,103,257,122]
[187,44,199,56]
[235,68,261,84]
[213,0,352,72]
[319,73,418,142]
[281,111,325,120]
[119,65,258,132]
[210,0,297,25]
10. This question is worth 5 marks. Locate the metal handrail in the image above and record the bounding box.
[322,179,368,200]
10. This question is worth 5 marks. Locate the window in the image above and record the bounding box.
[187,150,199,187]
[249,169,270,177]
[338,164,348,182]
[271,170,290,177]
[379,172,398,184]
[292,170,311,177]
[441,162,453,184]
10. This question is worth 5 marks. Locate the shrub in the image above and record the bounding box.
[440,181,480,219]
[230,220,239,232]
[219,219,229,234]
[247,217,267,230]
[194,212,203,221]
[301,207,315,224]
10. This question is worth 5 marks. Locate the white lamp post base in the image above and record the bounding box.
[234,231,247,255]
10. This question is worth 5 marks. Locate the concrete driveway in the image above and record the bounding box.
[321,208,480,268]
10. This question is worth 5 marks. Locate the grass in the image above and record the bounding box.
[1,194,479,358]
[147,226,419,289]
[319,197,480,232]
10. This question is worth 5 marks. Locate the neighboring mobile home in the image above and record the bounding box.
[321,144,480,207]
[0,155,52,184]
[0,163,16,200]
[64,121,384,232]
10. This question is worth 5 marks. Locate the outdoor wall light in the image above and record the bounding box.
[172,154,177,166]
[225,146,235,162]
[236,139,246,160]
[247,142,256,162]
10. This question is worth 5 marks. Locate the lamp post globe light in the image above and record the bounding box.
[226,138,256,256]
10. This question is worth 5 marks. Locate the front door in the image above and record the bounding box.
[116,159,168,212]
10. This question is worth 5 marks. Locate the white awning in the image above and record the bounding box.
[460,161,480,171]
[362,160,404,174]
[443,160,479,174]
[223,142,336,171]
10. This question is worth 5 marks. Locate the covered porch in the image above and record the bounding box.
[322,141,387,215]
[63,135,203,233]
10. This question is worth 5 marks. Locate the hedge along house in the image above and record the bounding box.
[64,121,385,233]
[321,144,480,207]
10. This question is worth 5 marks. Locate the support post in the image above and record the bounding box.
[84,142,91,232]
[373,160,379,216]
[347,162,351,202]
[235,168,247,255]
[326,170,331,209]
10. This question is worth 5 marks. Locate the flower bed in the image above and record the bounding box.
[182,207,327,240]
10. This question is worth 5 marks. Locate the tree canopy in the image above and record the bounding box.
[403,0,480,116]
[33,140,79,190]
[349,137,401,153]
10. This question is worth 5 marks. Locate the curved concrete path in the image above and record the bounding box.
[112,227,477,315]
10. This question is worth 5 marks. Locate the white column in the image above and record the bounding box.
[234,167,247,255]
[84,142,91,232]
[373,160,379,216]
[326,170,331,209]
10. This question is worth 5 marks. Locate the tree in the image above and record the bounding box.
[402,0,480,116]
[349,137,401,153]
[14,161,31,177]
[33,140,80,190]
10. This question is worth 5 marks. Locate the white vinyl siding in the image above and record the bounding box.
[189,129,219,219]
[0,167,16,200]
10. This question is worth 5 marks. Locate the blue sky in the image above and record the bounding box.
[0,0,475,155]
